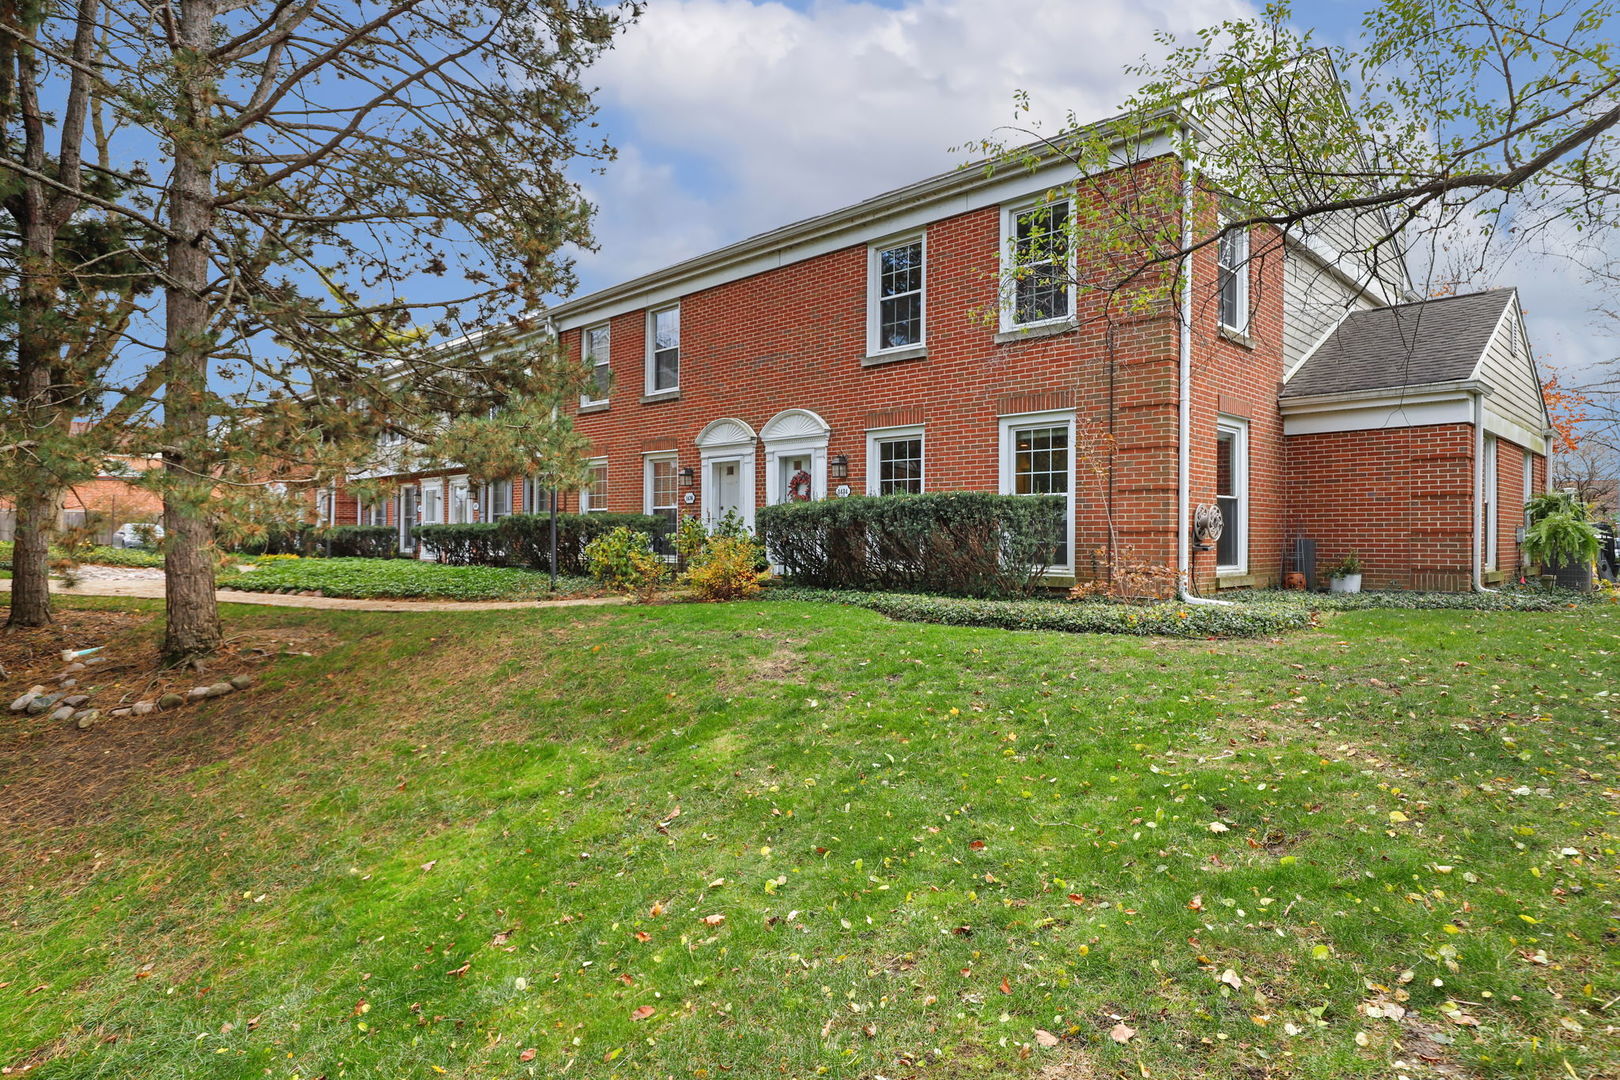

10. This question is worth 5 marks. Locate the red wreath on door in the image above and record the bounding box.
[787,469,813,501]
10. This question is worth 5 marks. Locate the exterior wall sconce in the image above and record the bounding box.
[830,454,849,481]
[679,466,695,486]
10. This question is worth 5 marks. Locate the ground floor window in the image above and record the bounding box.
[358,499,387,527]
[1215,417,1249,573]
[1483,434,1498,570]
[999,411,1073,572]
[645,454,678,552]
[420,482,442,526]
[582,458,608,512]
[483,479,513,521]
[867,425,924,495]
[522,477,554,515]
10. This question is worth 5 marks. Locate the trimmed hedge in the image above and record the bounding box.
[323,526,398,559]
[756,492,1065,597]
[413,512,669,572]
[218,557,584,600]
[766,587,1313,638]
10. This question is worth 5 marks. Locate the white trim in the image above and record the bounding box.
[397,483,419,553]
[866,233,927,357]
[1483,433,1499,570]
[1215,416,1250,575]
[580,323,611,407]
[1216,218,1250,334]
[417,478,444,560]
[864,423,925,496]
[999,195,1077,334]
[997,408,1076,574]
[1480,408,1549,456]
[761,408,831,506]
[646,304,680,395]
[580,456,608,513]
[695,417,759,529]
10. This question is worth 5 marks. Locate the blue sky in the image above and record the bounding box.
[562,0,1617,382]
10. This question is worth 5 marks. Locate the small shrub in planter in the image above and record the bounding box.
[583,527,667,602]
[1328,551,1363,594]
[1522,493,1600,590]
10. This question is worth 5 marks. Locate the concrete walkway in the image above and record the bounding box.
[0,574,624,613]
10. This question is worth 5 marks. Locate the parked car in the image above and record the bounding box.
[111,521,164,549]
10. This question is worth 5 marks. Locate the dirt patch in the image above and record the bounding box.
[1398,1016,1476,1078]
[0,611,335,830]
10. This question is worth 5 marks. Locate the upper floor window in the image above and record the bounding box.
[1004,199,1072,329]
[869,237,925,354]
[582,324,610,405]
[1217,220,1249,332]
[648,305,680,393]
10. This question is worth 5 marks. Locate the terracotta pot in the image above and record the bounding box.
[1283,571,1306,591]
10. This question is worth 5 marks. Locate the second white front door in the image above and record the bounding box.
[713,460,742,523]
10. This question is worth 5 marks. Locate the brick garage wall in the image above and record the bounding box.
[1285,423,1476,590]
[1489,438,1547,579]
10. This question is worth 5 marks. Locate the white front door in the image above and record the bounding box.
[418,480,443,560]
[778,454,812,503]
[713,460,743,523]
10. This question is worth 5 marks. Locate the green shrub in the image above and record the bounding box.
[583,527,667,601]
[685,536,768,601]
[756,492,1065,597]
[767,586,1310,638]
[218,557,576,600]
[412,522,507,566]
[1522,511,1599,569]
[497,512,669,574]
[323,526,398,559]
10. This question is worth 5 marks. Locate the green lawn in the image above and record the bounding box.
[1,597,1616,1079]
[218,556,595,600]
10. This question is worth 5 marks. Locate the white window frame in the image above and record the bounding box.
[1217,217,1250,334]
[997,408,1076,575]
[865,424,926,496]
[1483,434,1498,570]
[483,478,513,522]
[643,452,679,555]
[447,475,471,524]
[866,234,927,356]
[581,456,609,513]
[646,304,680,394]
[1215,416,1250,575]
[358,498,387,527]
[420,478,444,526]
[999,195,1076,333]
[581,323,611,407]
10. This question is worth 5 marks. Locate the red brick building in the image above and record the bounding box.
[339,132,1552,595]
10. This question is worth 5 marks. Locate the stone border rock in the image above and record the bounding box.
[9,672,255,729]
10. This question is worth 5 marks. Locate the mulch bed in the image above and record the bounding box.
[0,609,332,829]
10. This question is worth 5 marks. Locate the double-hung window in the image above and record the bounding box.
[523,477,554,515]
[484,478,513,521]
[1217,219,1250,333]
[1215,418,1249,573]
[1482,434,1498,570]
[999,411,1074,572]
[359,499,387,527]
[869,237,925,354]
[581,458,608,513]
[866,426,924,495]
[582,324,611,405]
[1004,199,1072,329]
[648,305,680,394]
[644,454,678,554]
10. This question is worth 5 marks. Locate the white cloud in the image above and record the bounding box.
[572,0,1253,286]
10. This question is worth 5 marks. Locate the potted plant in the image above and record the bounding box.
[1522,492,1600,591]
[1328,550,1363,594]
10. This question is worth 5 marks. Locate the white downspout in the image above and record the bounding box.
[1177,141,1232,607]
[1471,390,1496,593]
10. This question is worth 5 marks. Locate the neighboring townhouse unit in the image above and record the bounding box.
[336,118,1552,594]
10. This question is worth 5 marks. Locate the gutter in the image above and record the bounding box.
[1471,389,1496,593]
[1175,140,1231,608]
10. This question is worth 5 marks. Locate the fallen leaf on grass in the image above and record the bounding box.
[968,840,986,851]
[1034,1029,1060,1048]
[631,1006,656,1021]
[519,1048,537,1062]
[1109,1023,1136,1044]
[701,913,725,926]
[445,961,470,977]
[1067,893,1086,905]
[634,931,652,943]
[1208,822,1229,834]
[999,977,1011,995]
[420,860,437,872]
[649,901,665,917]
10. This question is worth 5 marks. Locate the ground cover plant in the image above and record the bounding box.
[217,557,595,601]
[0,541,165,570]
[0,596,1615,1079]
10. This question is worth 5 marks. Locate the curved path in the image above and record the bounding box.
[0,572,622,613]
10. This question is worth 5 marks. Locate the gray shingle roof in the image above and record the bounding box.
[1281,289,1515,399]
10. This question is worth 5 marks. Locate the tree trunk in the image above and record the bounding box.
[159,0,223,663]
[6,491,56,628]
[5,212,63,628]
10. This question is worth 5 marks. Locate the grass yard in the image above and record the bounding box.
[0,596,1616,1079]
[218,556,598,601]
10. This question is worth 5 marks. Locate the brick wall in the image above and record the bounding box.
[1285,424,1476,590]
